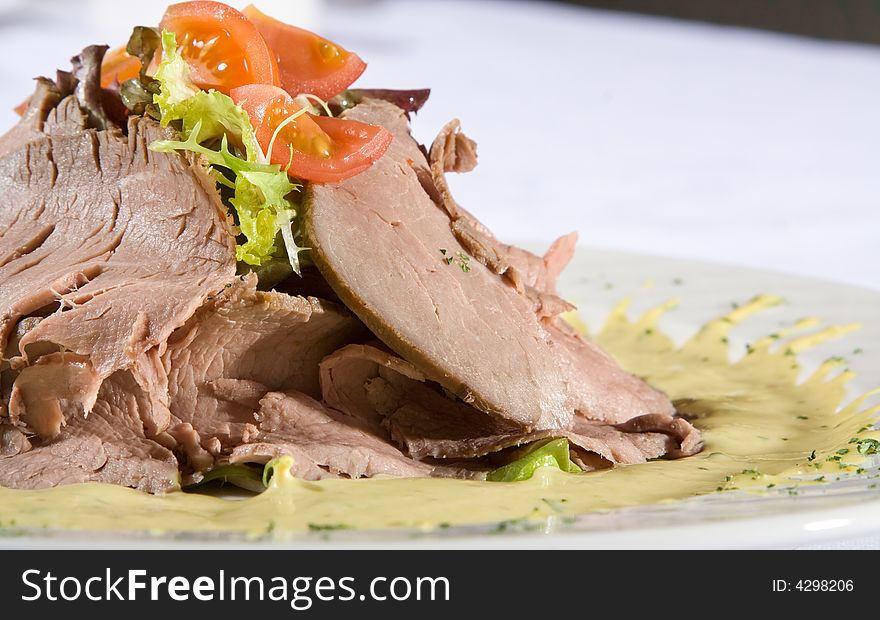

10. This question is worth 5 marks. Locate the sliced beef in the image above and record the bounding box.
[304,100,573,431]
[229,390,433,480]
[0,110,236,437]
[0,369,179,492]
[0,113,236,374]
[0,45,108,159]
[549,320,678,424]
[427,118,576,316]
[426,119,680,425]
[304,99,692,440]
[0,78,70,158]
[321,344,701,467]
[162,274,367,454]
[0,423,31,457]
[8,352,101,438]
[0,55,237,490]
[0,49,702,493]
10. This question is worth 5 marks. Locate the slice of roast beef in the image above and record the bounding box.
[304,100,573,431]
[0,75,83,159]
[426,119,683,426]
[0,106,236,437]
[427,118,576,317]
[0,423,31,457]
[0,113,236,374]
[162,274,367,456]
[0,368,179,493]
[228,390,433,480]
[304,98,692,440]
[549,320,678,424]
[0,45,109,159]
[321,343,701,467]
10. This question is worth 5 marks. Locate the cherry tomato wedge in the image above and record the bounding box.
[242,4,367,100]
[230,84,391,184]
[100,46,142,89]
[160,1,279,93]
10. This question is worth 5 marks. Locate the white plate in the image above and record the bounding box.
[3,247,879,549]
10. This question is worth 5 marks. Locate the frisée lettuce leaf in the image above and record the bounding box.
[147,30,306,273]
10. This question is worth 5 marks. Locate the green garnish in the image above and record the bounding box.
[308,523,351,532]
[183,464,265,493]
[148,31,305,274]
[857,439,880,455]
[262,456,292,487]
[487,438,581,482]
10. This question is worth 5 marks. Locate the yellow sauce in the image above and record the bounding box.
[1,294,877,539]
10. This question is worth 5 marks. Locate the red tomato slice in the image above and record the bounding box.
[230,84,391,184]
[100,46,142,89]
[242,4,367,100]
[160,1,279,93]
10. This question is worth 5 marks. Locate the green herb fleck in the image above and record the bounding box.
[308,523,351,532]
[857,439,880,455]
[807,450,817,462]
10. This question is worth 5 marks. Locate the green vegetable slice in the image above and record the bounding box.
[184,464,266,493]
[487,438,581,482]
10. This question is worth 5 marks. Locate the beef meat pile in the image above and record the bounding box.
[0,48,701,492]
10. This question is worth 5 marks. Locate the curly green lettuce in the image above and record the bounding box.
[147,30,306,273]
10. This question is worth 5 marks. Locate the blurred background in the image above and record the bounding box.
[0,0,877,289]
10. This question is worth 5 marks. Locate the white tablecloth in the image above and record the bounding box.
[0,0,877,548]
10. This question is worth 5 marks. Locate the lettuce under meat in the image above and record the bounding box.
[487,438,581,482]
